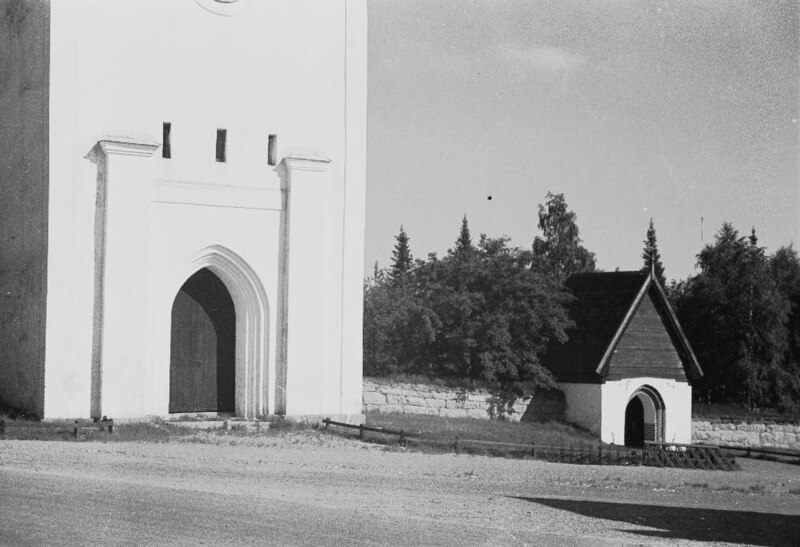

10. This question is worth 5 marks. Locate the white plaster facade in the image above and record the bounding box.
[559,378,693,445]
[39,0,366,420]
[559,383,602,433]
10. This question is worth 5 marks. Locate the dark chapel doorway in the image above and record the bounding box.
[624,386,665,447]
[624,396,645,447]
[170,268,236,413]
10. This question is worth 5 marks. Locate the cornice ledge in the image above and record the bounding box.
[279,151,332,173]
[86,135,161,161]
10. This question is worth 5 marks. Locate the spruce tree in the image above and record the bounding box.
[453,215,475,259]
[641,218,666,287]
[389,226,413,286]
[673,222,794,409]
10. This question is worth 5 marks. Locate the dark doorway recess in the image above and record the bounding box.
[625,396,645,447]
[170,268,235,413]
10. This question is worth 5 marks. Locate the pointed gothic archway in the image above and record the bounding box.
[170,246,270,418]
[624,385,665,447]
[170,268,236,413]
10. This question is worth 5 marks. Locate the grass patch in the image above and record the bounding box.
[344,411,601,459]
[0,421,77,441]
[260,417,314,433]
[366,411,596,446]
[111,421,197,443]
[0,417,317,443]
[0,419,194,443]
[716,484,767,495]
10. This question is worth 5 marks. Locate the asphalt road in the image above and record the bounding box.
[1,435,799,546]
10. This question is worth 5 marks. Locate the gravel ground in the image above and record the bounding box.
[1,430,798,546]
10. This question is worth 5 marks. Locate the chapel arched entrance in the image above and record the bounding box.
[169,268,236,413]
[624,386,665,447]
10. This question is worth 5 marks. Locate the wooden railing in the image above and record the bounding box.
[323,419,762,470]
[705,443,800,463]
[643,440,738,470]
[322,418,642,465]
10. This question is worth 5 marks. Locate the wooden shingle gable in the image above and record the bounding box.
[595,271,703,382]
[648,272,703,381]
[542,271,703,384]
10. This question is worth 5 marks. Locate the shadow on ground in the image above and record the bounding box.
[514,496,800,547]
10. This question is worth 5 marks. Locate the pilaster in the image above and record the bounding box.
[276,152,332,415]
[86,135,159,418]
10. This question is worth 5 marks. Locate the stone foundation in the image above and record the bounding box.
[692,420,800,450]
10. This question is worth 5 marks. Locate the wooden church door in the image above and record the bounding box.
[169,268,236,413]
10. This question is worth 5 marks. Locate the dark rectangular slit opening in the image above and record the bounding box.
[216,129,227,163]
[162,122,171,159]
[268,134,277,166]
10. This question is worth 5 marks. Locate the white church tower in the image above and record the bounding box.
[0,0,367,421]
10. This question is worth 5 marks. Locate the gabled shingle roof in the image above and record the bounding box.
[543,271,702,383]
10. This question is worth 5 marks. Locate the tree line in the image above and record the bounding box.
[364,193,594,395]
[365,193,800,413]
[670,224,800,411]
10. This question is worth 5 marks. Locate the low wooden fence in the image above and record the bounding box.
[323,419,757,470]
[322,418,642,466]
[709,444,800,464]
[0,418,114,439]
[643,441,738,470]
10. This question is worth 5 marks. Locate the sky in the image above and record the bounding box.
[365,0,799,283]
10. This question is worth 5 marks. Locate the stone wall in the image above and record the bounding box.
[692,420,800,450]
[363,379,531,421]
[363,379,800,450]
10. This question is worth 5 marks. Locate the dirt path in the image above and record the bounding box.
[1,430,798,546]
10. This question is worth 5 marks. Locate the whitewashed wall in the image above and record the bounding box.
[558,379,692,445]
[42,0,366,420]
[558,383,603,436]
[601,378,692,445]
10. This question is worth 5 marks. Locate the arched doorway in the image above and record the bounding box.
[624,397,644,446]
[624,386,665,447]
[170,268,236,413]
